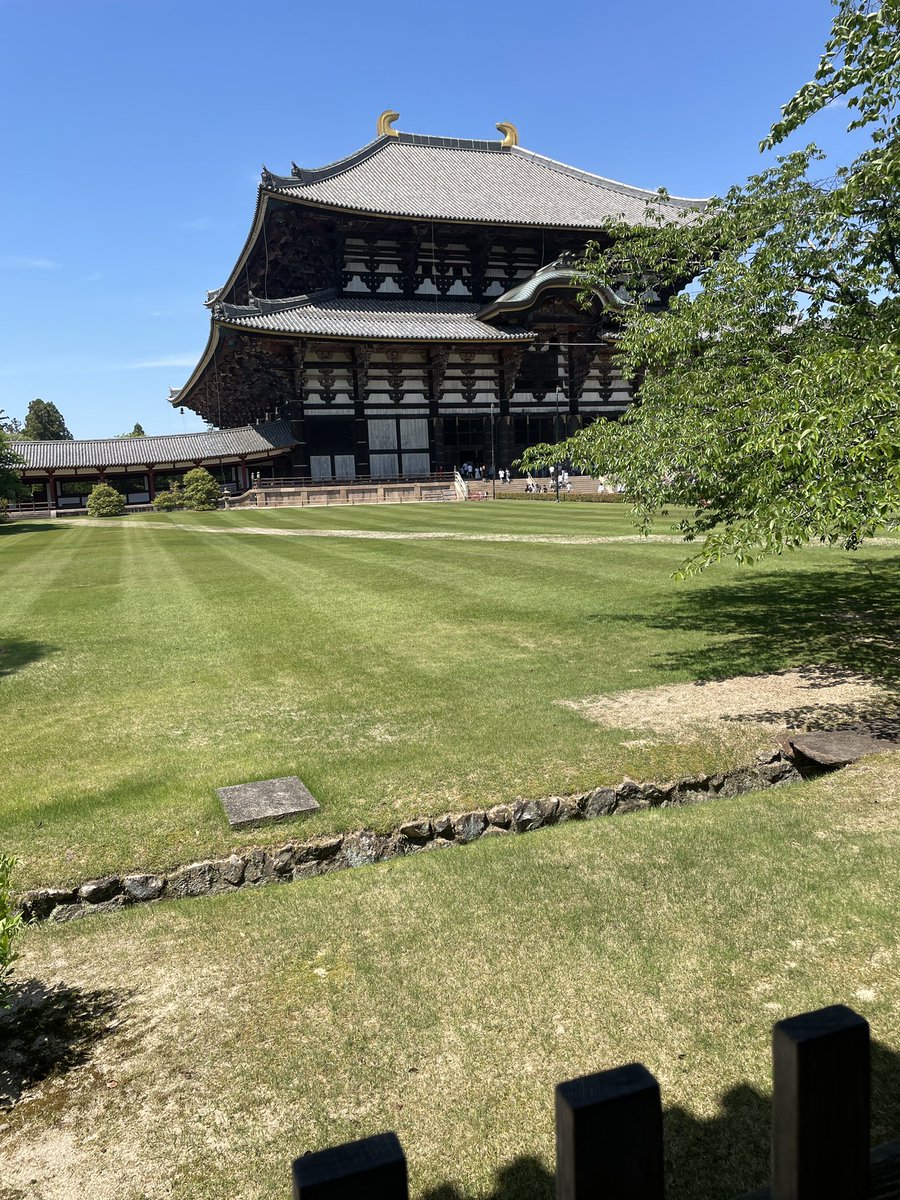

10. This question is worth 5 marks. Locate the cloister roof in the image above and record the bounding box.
[214,292,532,341]
[13,421,295,471]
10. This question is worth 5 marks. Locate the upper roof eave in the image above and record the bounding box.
[272,132,708,211]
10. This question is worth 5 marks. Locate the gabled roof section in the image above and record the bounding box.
[13,422,295,471]
[477,254,632,321]
[214,291,532,341]
[263,130,706,229]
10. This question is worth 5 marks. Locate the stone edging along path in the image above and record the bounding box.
[19,750,815,925]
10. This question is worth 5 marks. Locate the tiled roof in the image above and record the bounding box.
[12,421,295,471]
[215,291,532,340]
[477,255,634,320]
[265,132,706,228]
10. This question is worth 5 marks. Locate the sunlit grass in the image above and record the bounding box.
[2,504,898,887]
[4,755,899,1200]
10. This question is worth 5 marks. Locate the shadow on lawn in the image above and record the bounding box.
[0,980,129,1109]
[629,555,900,687]
[420,1042,900,1200]
[0,638,54,677]
[0,522,61,536]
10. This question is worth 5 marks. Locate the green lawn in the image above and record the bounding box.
[3,755,899,1200]
[2,503,898,888]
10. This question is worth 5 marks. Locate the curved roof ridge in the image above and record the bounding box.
[510,145,708,209]
[12,421,297,472]
[11,421,286,450]
[215,289,336,320]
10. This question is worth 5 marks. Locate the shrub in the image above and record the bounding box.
[0,498,9,524]
[494,490,628,503]
[153,481,185,511]
[182,467,221,511]
[0,855,23,1006]
[86,482,125,517]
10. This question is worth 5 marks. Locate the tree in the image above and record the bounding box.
[86,483,126,518]
[0,413,22,434]
[522,0,900,571]
[182,467,221,510]
[152,481,185,511]
[119,423,146,438]
[0,411,25,503]
[21,399,73,441]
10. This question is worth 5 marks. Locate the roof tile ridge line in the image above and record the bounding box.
[393,132,507,152]
[511,145,709,209]
[216,289,336,318]
[279,135,392,186]
[13,428,255,448]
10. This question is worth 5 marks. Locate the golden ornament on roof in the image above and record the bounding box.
[496,122,519,148]
[377,110,400,137]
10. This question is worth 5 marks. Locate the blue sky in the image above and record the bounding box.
[0,0,859,437]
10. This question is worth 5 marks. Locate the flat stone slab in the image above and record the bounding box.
[217,776,320,830]
[787,731,895,768]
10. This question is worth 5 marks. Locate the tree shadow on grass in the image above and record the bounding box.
[419,1041,900,1200]
[620,555,900,688]
[0,522,61,536]
[0,980,128,1109]
[0,638,54,677]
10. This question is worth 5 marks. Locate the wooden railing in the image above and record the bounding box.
[256,473,456,489]
[291,1005,888,1200]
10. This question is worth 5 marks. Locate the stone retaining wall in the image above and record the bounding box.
[19,750,804,925]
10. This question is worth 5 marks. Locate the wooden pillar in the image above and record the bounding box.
[431,416,444,472]
[147,467,156,500]
[292,1132,407,1200]
[771,1005,869,1200]
[498,414,514,473]
[47,473,57,508]
[556,1064,664,1200]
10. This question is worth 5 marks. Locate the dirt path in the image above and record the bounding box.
[69,520,684,546]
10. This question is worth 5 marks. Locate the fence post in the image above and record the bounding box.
[556,1063,665,1200]
[292,1131,408,1200]
[771,1004,869,1200]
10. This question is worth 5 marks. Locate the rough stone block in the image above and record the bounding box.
[48,903,87,923]
[216,776,320,830]
[20,888,76,922]
[513,799,545,832]
[219,854,245,886]
[452,811,487,842]
[583,788,617,818]
[339,830,385,868]
[432,814,454,838]
[399,819,432,841]
[164,861,222,899]
[78,876,122,904]
[486,804,512,828]
[243,849,276,885]
[123,874,164,903]
[556,797,582,823]
[298,835,343,862]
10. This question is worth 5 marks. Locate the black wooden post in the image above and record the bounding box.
[292,1132,408,1200]
[556,1063,665,1200]
[771,1004,870,1200]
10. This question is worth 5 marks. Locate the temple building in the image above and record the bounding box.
[11,423,294,509]
[170,114,704,480]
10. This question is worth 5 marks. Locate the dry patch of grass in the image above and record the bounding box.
[3,754,899,1200]
[561,665,900,747]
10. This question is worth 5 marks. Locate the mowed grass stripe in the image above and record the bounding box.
[2,512,897,887]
